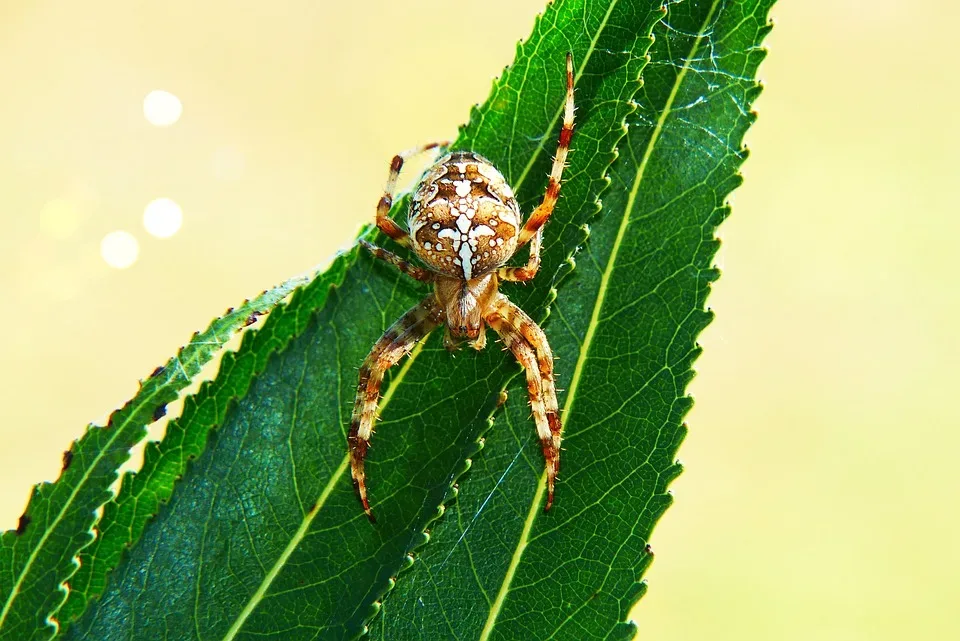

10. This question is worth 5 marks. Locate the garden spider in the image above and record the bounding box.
[349,53,575,522]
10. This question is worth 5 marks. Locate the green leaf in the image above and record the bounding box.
[0,269,320,641]
[64,0,665,639]
[57,255,353,626]
[375,1,774,639]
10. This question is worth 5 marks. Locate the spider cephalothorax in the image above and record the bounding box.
[349,53,575,522]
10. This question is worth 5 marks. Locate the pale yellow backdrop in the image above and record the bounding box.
[1,1,957,640]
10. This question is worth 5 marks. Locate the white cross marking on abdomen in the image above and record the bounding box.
[438,221,496,280]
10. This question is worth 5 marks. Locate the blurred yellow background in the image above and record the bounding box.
[1,1,957,639]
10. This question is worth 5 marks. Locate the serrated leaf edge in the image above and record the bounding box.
[54,247,362,633]
[0,264,332,640]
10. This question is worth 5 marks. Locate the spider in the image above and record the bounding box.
[349,53,575,522]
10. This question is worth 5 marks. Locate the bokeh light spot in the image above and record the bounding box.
[143,90,182,127]
[143,198,183,238]
[100,231,140,269]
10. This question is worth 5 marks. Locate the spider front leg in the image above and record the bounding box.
[486,295,563,511]
[360,240,435,283]
[518,52,575,246]
[349,296,442,521]
[375,141,449,247]
[498,228,542,282]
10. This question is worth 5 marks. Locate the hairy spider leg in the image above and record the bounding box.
[376,141,449,247]
[517,52,576,246]
[498,226,542,282]
[360,240,436,282]
[349,296,442,521]
[486,295,563,511]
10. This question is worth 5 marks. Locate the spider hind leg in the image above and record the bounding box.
[349,296,441,521]
[486,295,563,510]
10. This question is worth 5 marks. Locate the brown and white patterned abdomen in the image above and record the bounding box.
[408,151,521,280]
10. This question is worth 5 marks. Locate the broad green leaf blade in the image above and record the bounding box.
[375,1,775,639]
[57,254,353,626]
[65,0,664,639]
[0,270,317,641]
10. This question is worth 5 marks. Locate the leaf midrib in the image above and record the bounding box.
[477,3,722,638]
[217,338,425,641]
[219,458,349,641]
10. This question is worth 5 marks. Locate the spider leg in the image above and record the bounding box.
[485,295,562,511]
[349,296,442,521]
[518,52,575,247]
[376,141,449,247]
[360,240,435,282]
[442,325,459,352]
[498,227,542,282]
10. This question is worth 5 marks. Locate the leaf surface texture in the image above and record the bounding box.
[0,270,317,641]
[60,0,776,639]
[377,1,774,638]
[65,0,665,638]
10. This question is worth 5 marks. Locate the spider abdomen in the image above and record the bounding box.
[409,151,521,280]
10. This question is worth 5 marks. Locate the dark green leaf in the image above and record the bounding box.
[0,270,318,641]
[65,0,665,639]
[57,255,353,626]
[376,1,774,639]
